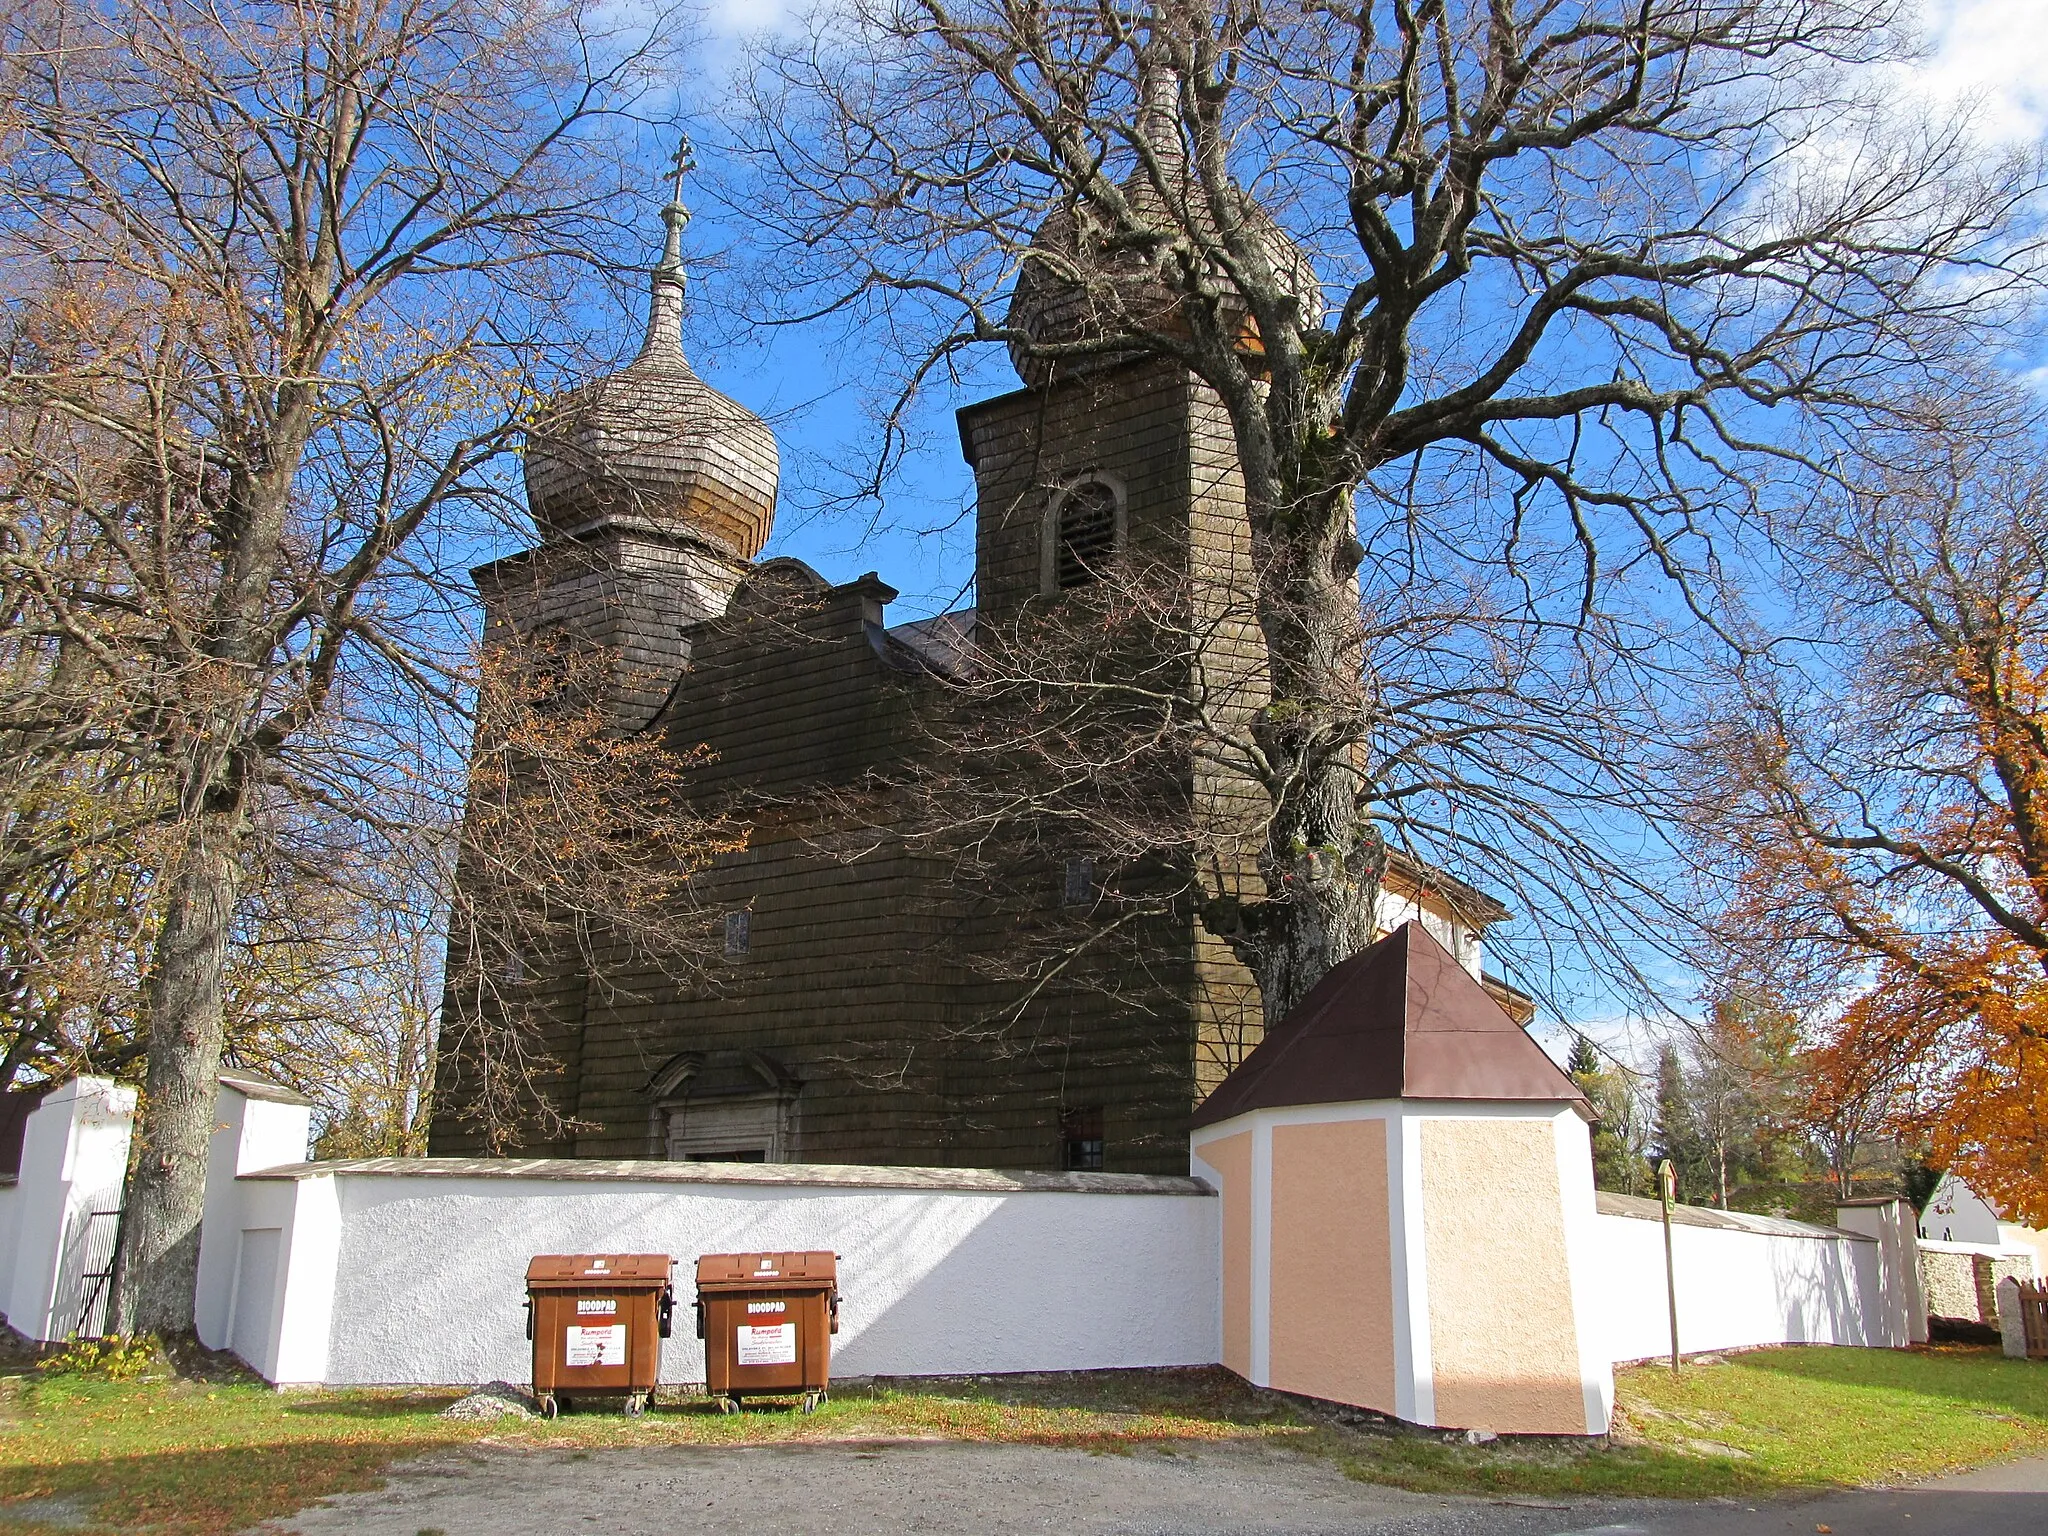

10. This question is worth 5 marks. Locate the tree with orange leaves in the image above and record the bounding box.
[1686,383,2048,1224]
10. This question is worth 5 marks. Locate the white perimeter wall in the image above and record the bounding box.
[1588,1205,1902,1363]
[4,1077,1929,1396]
[212,1160,1220,1387]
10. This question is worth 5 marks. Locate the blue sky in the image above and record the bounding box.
[644,0,2048,625]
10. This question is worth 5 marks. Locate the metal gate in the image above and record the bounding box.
[73,1206,123,1339]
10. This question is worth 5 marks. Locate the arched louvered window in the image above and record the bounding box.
[1043,476,1124,594]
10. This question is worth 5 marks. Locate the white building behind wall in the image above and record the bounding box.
[1919,1171,2048,1278]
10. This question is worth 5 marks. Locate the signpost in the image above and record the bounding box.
[1659,1158,1680,1371]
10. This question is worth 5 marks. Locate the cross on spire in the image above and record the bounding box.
[645,132,695,359]
[659,132,695,273]
[668,133,696,211]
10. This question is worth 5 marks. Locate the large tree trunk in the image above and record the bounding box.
[1247,819,1379,1027]
[106,424,303,1339]
[1232,479,1380,1027]
[0,1030,40,1092]
[1240,758,1379,1027]
[106,798,246,1338]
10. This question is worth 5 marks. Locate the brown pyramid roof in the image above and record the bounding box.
[1189,921,1589,1129]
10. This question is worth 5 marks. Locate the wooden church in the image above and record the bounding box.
[428,163,1530,1174]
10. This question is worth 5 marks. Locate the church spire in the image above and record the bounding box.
[523,127,780,560]
[643,133,694,360]
[1134,43,1181,167]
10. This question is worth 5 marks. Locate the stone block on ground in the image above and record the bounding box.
[1997,1276,2029,1360]
[441,1381,538,1420]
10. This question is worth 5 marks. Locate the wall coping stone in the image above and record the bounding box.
[240,1156,1216,1197]
[1918,1237,2037,1258]
[1597,1190,1873,1242]
[218,1069,315,1108]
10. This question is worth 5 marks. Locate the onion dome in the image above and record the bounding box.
[524,141,779,559]
[1006,74,1322,389]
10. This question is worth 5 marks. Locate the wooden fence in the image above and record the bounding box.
[2015,1279,2048,1360]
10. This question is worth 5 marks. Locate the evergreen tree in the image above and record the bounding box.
[1903,1156,1944,1216]
[1654,1042,1715,1205]
[1569,1033,1649,1196]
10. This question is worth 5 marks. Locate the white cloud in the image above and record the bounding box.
[1905,0,2048,147]
[708,0,793,37]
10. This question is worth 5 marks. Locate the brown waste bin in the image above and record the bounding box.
[695,1250,839,1413]
[525,1253,674,1418]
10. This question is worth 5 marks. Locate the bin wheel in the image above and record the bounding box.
[540,1394,558,1421]
[717,1395,739,1415]
[625,1393,647,1417]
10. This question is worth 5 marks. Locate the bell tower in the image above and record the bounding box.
[953,105,1329,1100]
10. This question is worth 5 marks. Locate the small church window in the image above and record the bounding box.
[1053,479,1119,590]
[1063,858,1094,906]
[1061,1106,1105,1171]
[724,910,751,956]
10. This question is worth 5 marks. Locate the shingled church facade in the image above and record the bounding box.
[428,171,1530,1175]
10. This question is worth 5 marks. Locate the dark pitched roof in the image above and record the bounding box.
[1188,921,1589,1129]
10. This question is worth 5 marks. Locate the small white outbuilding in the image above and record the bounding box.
[1190,920,1611,1436]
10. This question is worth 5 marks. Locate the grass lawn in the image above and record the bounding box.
[1334,1344,2048,1498]
[2,1346,2044,1533]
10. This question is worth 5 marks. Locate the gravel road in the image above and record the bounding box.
[275,1438,2048,1536]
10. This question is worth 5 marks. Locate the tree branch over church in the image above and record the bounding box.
[730,0,2038,1022]
[439,635,743,1152]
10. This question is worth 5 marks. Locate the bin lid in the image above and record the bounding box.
[695,1250,837,1291]
[525,1253,674,1288]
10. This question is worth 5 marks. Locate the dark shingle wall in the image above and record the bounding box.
[434,362,1267,1173]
